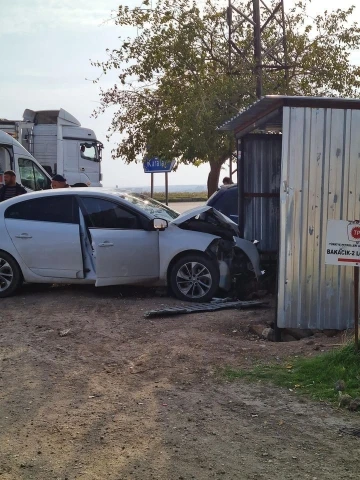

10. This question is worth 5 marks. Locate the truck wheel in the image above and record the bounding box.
[0,252,22,298]
[170,253,219,302]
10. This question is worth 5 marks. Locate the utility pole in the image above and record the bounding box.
[227,0,289,100]
[253,0,262,99]
[225,0,288,178]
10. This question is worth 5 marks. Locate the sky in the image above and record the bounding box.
[0,0,359,188]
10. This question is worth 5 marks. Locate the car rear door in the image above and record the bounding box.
[4,195,84,279]
[79,196,159,286]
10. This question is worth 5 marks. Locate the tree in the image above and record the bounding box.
[92,0,360,196]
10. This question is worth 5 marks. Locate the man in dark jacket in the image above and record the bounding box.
[0,171,27,202]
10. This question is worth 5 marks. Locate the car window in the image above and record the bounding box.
[80,197,141,229]
[5,195,79,224]
[18,158,51,191]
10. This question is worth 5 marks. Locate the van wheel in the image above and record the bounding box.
[170,254,219,302]
[0,252,22,298]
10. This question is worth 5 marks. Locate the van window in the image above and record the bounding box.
[18,158,51,190]
[0,147,11,179]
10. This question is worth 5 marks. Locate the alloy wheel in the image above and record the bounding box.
[176,261,212,299]
[0,258,14,293]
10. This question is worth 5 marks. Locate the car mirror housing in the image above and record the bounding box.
[152,218,168,231]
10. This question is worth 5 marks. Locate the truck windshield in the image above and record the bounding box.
[80,142,99,162]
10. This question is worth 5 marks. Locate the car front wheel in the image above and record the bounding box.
[0,252,22,298]
[170,254,220,302]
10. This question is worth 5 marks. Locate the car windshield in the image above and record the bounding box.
[117,192,180,221]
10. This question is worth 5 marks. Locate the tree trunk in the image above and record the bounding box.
[207,159,223,198]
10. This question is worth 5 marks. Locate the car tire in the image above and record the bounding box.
[0,252,23,298]
[170,253,220,303]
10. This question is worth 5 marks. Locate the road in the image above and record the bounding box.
[169,201,204,213]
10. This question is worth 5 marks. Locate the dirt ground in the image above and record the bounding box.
[0,285,359,480]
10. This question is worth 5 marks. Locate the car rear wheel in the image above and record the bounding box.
[0,252,22,298]
[170,254,219,302]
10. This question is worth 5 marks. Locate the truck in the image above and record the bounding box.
[0,108,103,187]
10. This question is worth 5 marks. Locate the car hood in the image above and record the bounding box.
[171,206,239,235]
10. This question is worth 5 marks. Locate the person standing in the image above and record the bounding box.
[222,176,234,186]
[0,170,27,202]
[51,174,70,189]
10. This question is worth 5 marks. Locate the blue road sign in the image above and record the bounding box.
[143,158,175,173]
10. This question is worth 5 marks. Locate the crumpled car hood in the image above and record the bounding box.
[172,206,262,279]
[171,206,239,236]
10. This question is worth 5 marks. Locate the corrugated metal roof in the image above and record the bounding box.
[218,95,360,135]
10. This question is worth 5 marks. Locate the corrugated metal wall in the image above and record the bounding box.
[240,134,282,252]
[278,106,360,329]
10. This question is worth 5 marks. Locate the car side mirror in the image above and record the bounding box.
[152,218,168,231]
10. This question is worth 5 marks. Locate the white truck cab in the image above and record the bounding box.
[0,130,51,190]
[0,109,103,187]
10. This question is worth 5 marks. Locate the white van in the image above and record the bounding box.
[0,130,51,190]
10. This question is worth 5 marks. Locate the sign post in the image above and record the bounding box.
[143,158,175,205]
[165,172,169,205]
[325,220,360,351]
[150,173,154,198]
[355,268,359,351]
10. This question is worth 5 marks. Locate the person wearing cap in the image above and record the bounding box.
[51,174,70,189]
[0,170,27,202]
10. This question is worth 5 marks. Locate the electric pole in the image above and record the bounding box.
[227,0,289,100]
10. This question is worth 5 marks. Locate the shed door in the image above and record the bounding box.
[240,134,281,253]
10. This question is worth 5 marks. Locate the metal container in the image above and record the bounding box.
[278,106,360,329]
[220,96,360,330]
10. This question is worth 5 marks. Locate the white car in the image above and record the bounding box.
[0,188,262,301]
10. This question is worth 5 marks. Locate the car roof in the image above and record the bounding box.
[1,187,128,202]
[0,188,154,218]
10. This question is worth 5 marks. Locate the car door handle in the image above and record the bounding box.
[15,233,32,239]
[98,241,114,247]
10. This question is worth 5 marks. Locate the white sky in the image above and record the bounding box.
[0,0,359,188]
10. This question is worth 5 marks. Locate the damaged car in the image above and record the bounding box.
[0,188,262,301]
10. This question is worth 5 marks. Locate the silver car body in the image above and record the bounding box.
[0,188,261,292]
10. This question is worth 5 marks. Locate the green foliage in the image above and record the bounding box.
[224,343,360,405]
[92,0,360,180]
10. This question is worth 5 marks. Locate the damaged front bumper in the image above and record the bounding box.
[211,236,263,292]
[233,237,263,278]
